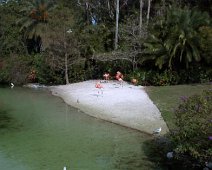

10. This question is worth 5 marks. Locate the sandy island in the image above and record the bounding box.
[49,80,169,135]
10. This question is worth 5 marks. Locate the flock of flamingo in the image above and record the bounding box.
[95,71,125,95]
[95,71,138,94]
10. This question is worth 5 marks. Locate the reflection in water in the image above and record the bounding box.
[0,109,11,129]
[0,87,163,170]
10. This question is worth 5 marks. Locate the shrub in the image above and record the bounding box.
[31,54,65,85]
[143,66,211,86]
[145,70,180,86]
[178,65,212,84]
[125,70,147,85]
[69,63,86,83]
[170,90,212,168]
[0,54,32,85]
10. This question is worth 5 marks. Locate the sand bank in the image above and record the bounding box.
[49,80,169,134]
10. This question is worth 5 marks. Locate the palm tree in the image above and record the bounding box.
[142,7,210,69]
[18,0,55,52]
[164,8,210,68]
[142,35,170,69]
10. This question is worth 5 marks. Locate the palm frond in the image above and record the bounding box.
[155,56,165,69]
[186,47,192,62]
[19,18,36,32]
[190,42,200,62]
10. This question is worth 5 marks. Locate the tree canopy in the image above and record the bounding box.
[0,0,211,85]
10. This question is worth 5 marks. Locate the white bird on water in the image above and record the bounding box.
[10,83,14,88]
[153,127,162,134]
[63,166,67,170]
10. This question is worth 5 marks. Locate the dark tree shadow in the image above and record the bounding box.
[0,109,22,131]
[0,110,13,129]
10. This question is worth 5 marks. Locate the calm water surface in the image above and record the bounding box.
[0,87,161,170]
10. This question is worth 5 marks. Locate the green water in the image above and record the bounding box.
[0,87,161,170]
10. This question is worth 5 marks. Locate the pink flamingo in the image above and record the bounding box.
[115,71,124,87]
[95,81,103,95]
[103,73,110,82]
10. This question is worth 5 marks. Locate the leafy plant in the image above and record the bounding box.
[0,54,32,84]
[199,26,212,65]
[0,1,26,56]
[142,7,211,69]
[170,90,212,168]
[145,69,180,86]
[125,70,147,85]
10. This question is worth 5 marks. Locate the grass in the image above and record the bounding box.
[145,83,211,130]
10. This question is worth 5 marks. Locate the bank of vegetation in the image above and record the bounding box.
[0,0,211,86]
[146,87,212,170]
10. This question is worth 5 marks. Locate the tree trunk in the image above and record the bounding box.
[63,26,69,85]
[139,0,143,36]
[115,0,119,50]
[107,0,113,19]
[65,53,69,84]
[147,0,152,25]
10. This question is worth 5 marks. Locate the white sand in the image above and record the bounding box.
[49,80,169,135]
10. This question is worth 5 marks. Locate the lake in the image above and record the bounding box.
[0,87,163,170]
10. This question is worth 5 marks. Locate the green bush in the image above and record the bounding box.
[125,70,147,85]
[178,65,211,84]
[0,55,32,85]
[30,54,68,85]
[142,66,211,86]
[69,63,86,83]
[170,90,212,168]
[145,70,180,86]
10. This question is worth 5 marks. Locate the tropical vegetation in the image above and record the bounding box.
[0,0,211,168]
[171,90,212,168]
[146,85,212,169]
[0,0,211,85]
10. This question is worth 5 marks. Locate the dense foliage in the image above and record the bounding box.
[151,89,212,169]
[0,0,211,85]
[142,7,210,69]
[169,90,212,168]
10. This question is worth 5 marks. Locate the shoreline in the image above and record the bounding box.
[49,80,169,135]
